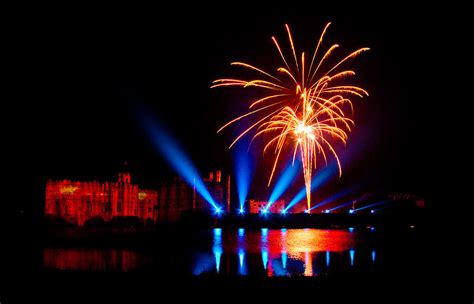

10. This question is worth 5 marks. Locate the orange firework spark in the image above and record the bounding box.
[212,22,369,212]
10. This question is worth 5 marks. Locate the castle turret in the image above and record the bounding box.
[118,161,131,184]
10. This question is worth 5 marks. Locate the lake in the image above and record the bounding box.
[42,227,392,277]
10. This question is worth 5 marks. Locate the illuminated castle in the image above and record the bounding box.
[45,167,158,226]
[45,167,231,224]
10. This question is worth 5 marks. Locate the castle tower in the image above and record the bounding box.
[118,161,131,184]
[116,161,132,217]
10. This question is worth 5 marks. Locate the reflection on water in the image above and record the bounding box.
[213,228,222,273]
[196,228,375,277]
[43,248,152,272]
[304,252,313,276]
[282,251,287,269]
[42,228,381,277]
[350,249,355,267]
[261,228,268,271]
[237,228,246,275]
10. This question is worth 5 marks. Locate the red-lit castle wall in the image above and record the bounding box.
[249,199,285,213]
[45,172,158,226]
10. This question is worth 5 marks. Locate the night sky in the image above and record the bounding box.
[8,6,437,220]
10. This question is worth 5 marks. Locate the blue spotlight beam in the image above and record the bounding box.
[308,186,357,212]
[327,200,355,212]
[371,205,391,213]
[354,200,390,212]
[284,161,338,212]
[233,139,254,212]
[265,159,300,211]
[327,192,370,213]
[282,129,370,214]
[141,113,219,210]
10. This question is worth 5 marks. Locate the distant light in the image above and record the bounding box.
[281,209,287,214]
[238,208,244,214]
[262,209,269,214]
[215,207,222,214]
[370,226,375,232]
[349,209,355,214]
[324,209,330,213]
[348,227,354,233]
[409,225,415,229]
[238,228,245,237]
[370,209,375,214]
[304,209,310,214]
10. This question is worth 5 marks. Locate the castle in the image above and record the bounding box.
[45,169,158,226]
[45,166,230,225]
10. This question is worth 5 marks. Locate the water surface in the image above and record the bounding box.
[42,228,383,277]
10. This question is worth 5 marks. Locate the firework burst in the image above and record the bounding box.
[212,23,369,212]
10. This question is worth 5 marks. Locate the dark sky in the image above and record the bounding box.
[7,5,437,218]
